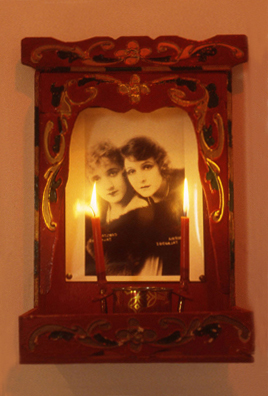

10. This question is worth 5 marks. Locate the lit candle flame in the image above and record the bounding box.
[74,183,99,217]
[183,178,189,216]
[90,183,99,217]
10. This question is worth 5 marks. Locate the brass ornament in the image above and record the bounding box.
[125,290,162,313]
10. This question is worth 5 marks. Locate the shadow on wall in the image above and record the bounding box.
[16,61,36,313]
[231,63,249,309]
[6,363,234,396]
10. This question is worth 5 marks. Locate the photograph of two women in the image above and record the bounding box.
[66,107,204,282]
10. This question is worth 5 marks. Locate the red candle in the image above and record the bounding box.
[180,178,190,281]
[90,184,106,284]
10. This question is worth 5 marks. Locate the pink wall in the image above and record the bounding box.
[1,1,267,395]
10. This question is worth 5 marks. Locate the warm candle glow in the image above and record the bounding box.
[74,184,99,217]
[75,200,93,216]
[183,178,189,216]
[90,183,99,217]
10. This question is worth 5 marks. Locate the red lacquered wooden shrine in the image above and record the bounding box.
[19,35,254,363]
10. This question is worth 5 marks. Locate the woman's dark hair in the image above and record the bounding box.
[121,136,170,176]
[86,140,124,176]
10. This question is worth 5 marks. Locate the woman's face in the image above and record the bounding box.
[89,158,127,204]
[124,156,164,198]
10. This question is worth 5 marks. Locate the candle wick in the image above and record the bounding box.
[89,205,96,217]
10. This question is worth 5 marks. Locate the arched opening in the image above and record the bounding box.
[66,107,204,281]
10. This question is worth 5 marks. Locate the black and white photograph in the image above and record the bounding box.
[66,107,204,282]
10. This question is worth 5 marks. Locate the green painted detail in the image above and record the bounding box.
[206,167,218,191]
[49,174,61,203]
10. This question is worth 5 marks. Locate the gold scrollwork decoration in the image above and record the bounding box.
[169,83,225,222]
[31,44,84,64]
[44,120,65,164]
[152,41,182,65]
[42,79,98,231]
[59,80,98,117]
[42,161,63,231]
[28,314,251,354]
[183,43,244,60]
[205,158,224,223]
[200,113,225,160]
[147,42,244,65]
[31,41,116,66]
[31,40,245,67]
[169,84,209,134]
[42,120,66,231]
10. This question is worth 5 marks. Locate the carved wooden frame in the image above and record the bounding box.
[19,35,254,363]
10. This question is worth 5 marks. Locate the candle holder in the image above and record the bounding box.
[19,35,254,364]
[93,286,190,314]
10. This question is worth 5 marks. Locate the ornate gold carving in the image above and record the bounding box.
[118,74,150,104]
[181,43,244,60]
[42,121,65,231]
[44,120,65,164]
[42,80,98,231]
[31,40,244,67]
[31,44,85,64]
[28,319,118,351]
[31,41,116,66]
[153,41,182,64]
[169,83,225,223]
[200,113,225,160]
[117,318,156,352]
[151,42,244,65]
[28,314,251,353]
[169,84,208,133]
[157,314,251,346]
[205,158,224,222]
[43,162,62,231]
[31,40,152,67]
[59,80,98,116]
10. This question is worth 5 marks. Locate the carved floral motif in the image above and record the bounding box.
[118,74,150,103]
[28,315,252,354]
[115,40,151,65]
[116,318,156,352]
